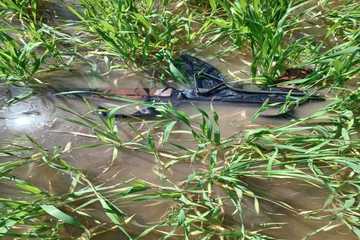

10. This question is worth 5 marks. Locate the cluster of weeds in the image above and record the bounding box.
[203,0,359,86]
[324,1,360,41]
[0,29,47,85]
[201,0,311,84]
[0,0,357,87]
[67,0,215,83]
[72,1,177,63]
[0,0,80,86]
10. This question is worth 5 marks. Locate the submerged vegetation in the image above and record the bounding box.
[0,0,359,239]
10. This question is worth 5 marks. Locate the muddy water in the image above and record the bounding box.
[0,68,354,240]
[0,50,351,240]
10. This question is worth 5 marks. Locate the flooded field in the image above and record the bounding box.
[0,0,359,240]
[0,65,354,240]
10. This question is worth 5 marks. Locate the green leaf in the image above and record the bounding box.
[162,121,177,144]
[169,61,188,83]
[177,209,186,225]
[209,0,217,13]
[353,227,360,238]
[97,197,133,239]
[343,198,355,209]
[40,205,80,226]
[16,181,42,195]
[98,198,125,225]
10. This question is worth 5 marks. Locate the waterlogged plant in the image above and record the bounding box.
[0,0,38,24]
[0,141,154,239]
[69,0,199,70]
[243,96,360,237]
[0,1,78,86]
[0,24,72,86]
[203,0,359,88]
[0,30,49,85]
[0,132,282,240]
[226,0,313,84]
[325,1,360,41]
[290,31,360,88]
[65,103,333,238]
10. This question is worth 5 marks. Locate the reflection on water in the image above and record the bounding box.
[3,96,55,133]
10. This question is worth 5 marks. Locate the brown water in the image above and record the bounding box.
[0,1,357,239]
[0,65,354,240]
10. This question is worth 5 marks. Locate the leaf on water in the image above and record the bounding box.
[235,188,243,202]
[40,205,80,226]
[343,198,355,209]
[353,227,360,238]
[0,160,27,175]
[108,106,123,119]
[16,181,42,195]
[124,214,135,224]
[338,161,360,174]
[112,147,119,163]
[97,196,127,227]
[179,195,200,207]
[162,121,177,144]
[169,61,187,84]
[62,142,72,153]
[254,197,260,215]
[96,196,133,239]
[178,209,186,226]
[267,148,278,173]
[135,224,159,240]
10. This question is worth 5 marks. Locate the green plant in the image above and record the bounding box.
[207,0,314,84]
[0,30,49,85]
[325,1,360,41]
[69,0,198,70]
[0,0,38,24]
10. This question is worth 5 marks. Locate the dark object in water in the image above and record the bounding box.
[58,54,324,118]
[276,68,313,83]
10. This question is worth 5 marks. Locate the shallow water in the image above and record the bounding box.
[0,1,356,238]
[0,67,354,240]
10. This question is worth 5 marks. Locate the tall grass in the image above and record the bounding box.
[0,29,54,86]
[69,0,204,73]
[205,0,312,84]
[325,1,360,41]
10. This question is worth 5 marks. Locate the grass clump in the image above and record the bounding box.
[0,29,49,86]
[206,0,312,84]
[325,1,360,41]
[0,1,74,86]
[69,0,202,71]
[0,0,38,24]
